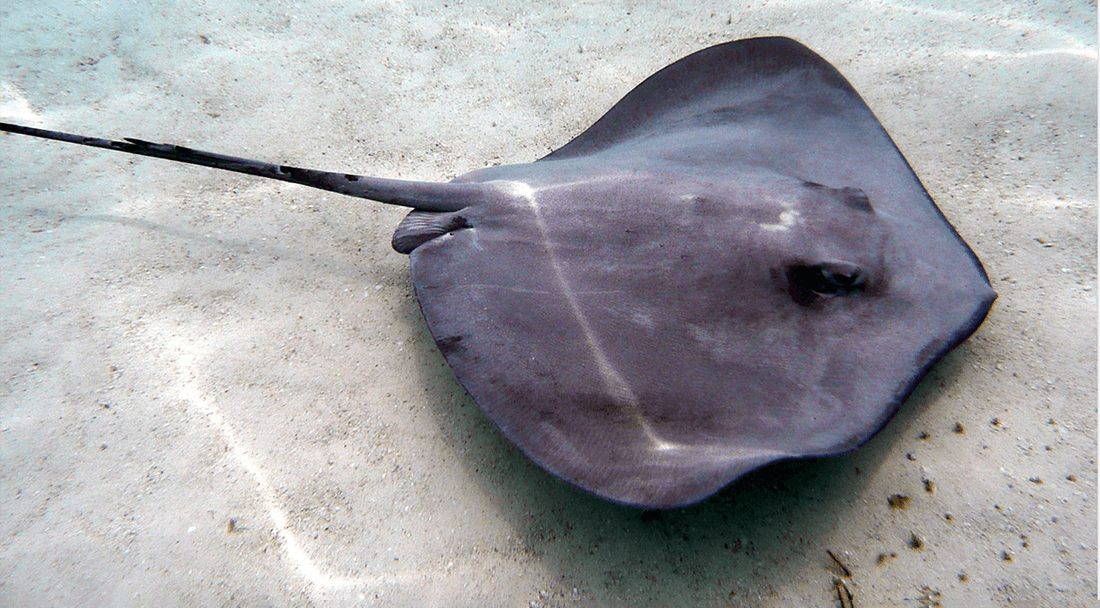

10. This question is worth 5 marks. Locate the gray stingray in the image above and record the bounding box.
[1,37,995,508]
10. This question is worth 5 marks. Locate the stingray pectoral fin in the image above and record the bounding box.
[0,122,506,212]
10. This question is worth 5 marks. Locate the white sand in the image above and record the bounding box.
[0,1,1095,606]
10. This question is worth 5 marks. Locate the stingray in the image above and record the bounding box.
[1,37,995,508]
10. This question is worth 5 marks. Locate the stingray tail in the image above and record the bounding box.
[0,122,492,212]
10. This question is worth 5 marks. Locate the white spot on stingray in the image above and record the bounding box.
[651,438,680,452]
[760,209,800,232]
[493,180,537,206]
[631,311,656,330]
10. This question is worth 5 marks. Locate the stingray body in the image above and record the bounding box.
[1,37,995,508]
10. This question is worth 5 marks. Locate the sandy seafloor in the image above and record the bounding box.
[0,1,1096,606]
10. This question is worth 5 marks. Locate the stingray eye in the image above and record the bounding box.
[787,262,865,306]
[819,262,864,292]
